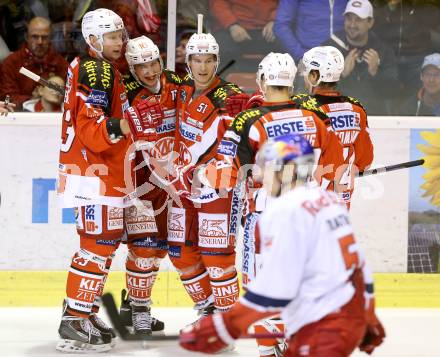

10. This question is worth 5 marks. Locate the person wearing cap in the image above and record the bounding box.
[374,0,440,99]
[401,53,440,116]
[322,0,399,115]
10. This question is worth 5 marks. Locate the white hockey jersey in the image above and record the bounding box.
[242,183,366,337]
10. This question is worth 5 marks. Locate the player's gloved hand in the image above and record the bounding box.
[359,298,385,354]
[225,93,250,117]
[245,90,264,109]
[171,165,204,199]
[124,105,148,140]
[133,95,164,142]
[180,314,238,353]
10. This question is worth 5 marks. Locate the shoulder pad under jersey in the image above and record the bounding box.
[124,74,142,102]
[163,69,183,85]
[291,93,329,124]
[343,95,367,112]
[207,80,243,108]
[78,57,115,93]
[231,108,262,132]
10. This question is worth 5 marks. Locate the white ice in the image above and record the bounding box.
[1,307,439,357]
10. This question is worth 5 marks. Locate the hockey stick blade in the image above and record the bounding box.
[102,293,284,342]
[19,67,65,96]
[356,159,424,177]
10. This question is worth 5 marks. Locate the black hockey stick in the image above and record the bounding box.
[19,67,65,96]
[356,159,424,178]
[101,293,284,341]
[218,60,236,76]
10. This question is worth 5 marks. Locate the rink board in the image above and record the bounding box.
[1,115,440,308]
[1,271,440,308]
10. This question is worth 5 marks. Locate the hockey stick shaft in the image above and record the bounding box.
[218,59,236,76]
[19,67,65,96]
[101,293,284,341]
[356,159,424,177]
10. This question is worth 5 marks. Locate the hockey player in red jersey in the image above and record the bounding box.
[198,52,344,356]
[161,30,243,329]
[56,9,162,352]
[118,35,182,335]
[294,46,374,208]
[180,134,385,357]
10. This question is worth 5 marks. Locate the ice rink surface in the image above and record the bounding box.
[1,307,440,357]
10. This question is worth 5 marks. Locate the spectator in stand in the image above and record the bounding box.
[0,17,68,110]
[209,0,280,73]
[373,0,440,99]
[401,53,440,116]
[22,74,65,112]
[274,0,348,62]
[322,0,399,114]
[175,30,194,78]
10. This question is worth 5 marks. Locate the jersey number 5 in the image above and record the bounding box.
[60,110,75,153]
[338,234,360,270]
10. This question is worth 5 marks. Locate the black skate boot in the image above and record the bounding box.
[56,313,112,353]
[131,304,152,336]
[120,289,165,334]
[89,312,116,347]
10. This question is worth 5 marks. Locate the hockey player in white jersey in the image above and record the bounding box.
[180,134,385,356]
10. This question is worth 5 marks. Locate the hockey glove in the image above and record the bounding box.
[245,90,264,109]
[180,314,238,353]
[126,95,164,142]
[359,298,385,354]
[225,93,250,117]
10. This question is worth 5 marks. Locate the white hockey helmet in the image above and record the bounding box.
[256,52,296,89]
[81,8,126,55]
[185,33,220,64]
[300,46,345,83]
[125,36,163,82]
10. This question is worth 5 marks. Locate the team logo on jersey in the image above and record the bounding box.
[168,245,181,258]
[329,112,361,130]
[156,117,176,134]
[264,116,316,138]
[180,89,187,103]
[218,140,237,157]
[198,213,228,248]
[151,136,174,159]
[180,121,202,142]
[86,89,109,107]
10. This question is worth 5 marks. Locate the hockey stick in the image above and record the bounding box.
[101,293,284,342]
[356,159,424,178]
[218,59,236,76]
[19,67,65,96]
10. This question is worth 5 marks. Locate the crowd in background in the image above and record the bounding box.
[0,0,439,115]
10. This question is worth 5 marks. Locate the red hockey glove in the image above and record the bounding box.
[180,314,238,353]
[359,299,385,354]
[245,90,264,109]
[126,95,164,142]
[225,93,250,117]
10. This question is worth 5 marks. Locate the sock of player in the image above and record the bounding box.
[203,254,239,310]
[125,249,161,306]
[65,248,108,318]
[91,252,115,314]
[181,270,214,308]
